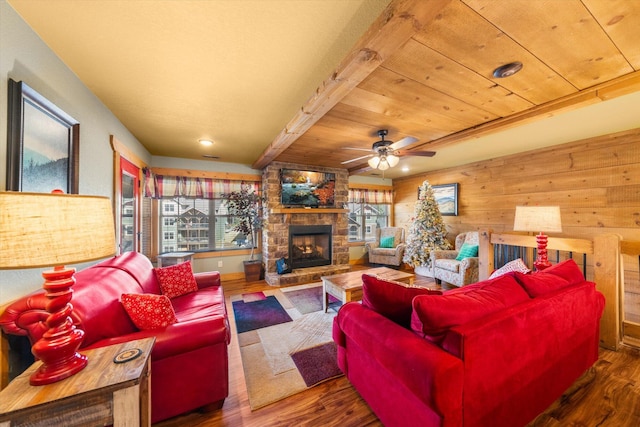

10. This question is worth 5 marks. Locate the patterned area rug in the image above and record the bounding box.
[231,283,342,410]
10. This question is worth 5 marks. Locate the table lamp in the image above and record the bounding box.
[0,191,116,385]
[513,206,562,271]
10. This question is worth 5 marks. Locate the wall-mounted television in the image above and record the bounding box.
[280,169,336,208]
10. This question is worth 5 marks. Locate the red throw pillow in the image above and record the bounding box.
[121,293,177,330]
[513,259,584,298]
[410,274,530,344]
[154,261,199,298]
[362,274,441,328]
[541,259,585,285]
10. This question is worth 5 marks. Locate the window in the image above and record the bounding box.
[144,171,261,255]
[158,197,257,253]
[348,188,392,242]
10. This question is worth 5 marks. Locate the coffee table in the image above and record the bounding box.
[321,267,415,312]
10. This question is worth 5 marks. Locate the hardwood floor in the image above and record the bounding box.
[156,267,640,427]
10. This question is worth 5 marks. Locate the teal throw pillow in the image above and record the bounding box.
[380,236,395,248]
[455,243,478,261]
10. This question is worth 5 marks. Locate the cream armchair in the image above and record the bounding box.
[366,227,406,267]
[431,231,479,287]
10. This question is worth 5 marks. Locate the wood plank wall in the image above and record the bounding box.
[393,127,640,326]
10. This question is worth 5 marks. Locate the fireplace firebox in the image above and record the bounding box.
[289,225,332,269]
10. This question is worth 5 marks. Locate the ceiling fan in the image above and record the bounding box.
[341,129,436,170]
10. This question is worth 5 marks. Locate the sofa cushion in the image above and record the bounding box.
[513,259,584,298]
[154,261,199,298]
[380,235,395,248]
[489,258,530,279]
[455,243,478,261]
[362,274,441,328]
[121,293,178,330]
[411,274,530,344]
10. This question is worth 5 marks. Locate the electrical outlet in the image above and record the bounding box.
[217,261,223,268]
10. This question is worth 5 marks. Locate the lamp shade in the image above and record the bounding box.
[0,192,116,269]
[513,206,562,233]
[368,156,381,169]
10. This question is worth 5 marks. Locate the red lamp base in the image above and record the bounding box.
[533,232,552,272]
[30,266,88,386]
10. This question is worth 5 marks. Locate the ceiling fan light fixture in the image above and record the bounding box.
[368,156,381,169]
[377,157,390,171]
[493,61,523,78]
[387,154,400,167]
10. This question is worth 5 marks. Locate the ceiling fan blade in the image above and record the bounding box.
[396,149,436,157]
[342,146,374,152]
[389,136,418,150]
[341,154,373,164]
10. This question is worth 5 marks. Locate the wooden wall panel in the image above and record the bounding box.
[394,127,640,339]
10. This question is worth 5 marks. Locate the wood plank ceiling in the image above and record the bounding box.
[255,0,640,176]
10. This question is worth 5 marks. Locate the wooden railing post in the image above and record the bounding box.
[593,233,621,350]
[478,229,493,281]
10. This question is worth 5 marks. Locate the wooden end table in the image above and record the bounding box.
[0,337,155,427]
[321,267,415,312]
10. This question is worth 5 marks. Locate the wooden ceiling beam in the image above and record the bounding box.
[251,0,454,170]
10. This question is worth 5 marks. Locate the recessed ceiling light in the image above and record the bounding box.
[492,62,523,78]
[199,139,214,146]
[402,166,409,172]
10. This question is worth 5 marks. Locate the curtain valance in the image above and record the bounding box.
[143,168,259,199]
[348,188,393,204]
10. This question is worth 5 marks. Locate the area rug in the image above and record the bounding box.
[231,283,342,410]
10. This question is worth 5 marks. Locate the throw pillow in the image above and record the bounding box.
[154,261,199,299]
[489,258,531,279]
[455,243,478,261]
[379,236,395,248]
[410,274,530,344]
[513,260,585,298]
[362,274,441,328]
[542,259,585,285]
[121,293,177,330]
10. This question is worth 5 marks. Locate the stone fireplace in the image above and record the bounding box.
[262,162,350,286]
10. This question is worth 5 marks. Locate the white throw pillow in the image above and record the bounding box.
[489,258,531,279]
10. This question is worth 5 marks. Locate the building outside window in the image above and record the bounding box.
[158,197,256,253]
[348,188,392,242]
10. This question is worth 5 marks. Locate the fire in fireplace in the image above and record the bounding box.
[289,225,332,269]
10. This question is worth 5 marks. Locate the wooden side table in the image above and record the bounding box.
[0,337,155,427]
[157,251,195,267]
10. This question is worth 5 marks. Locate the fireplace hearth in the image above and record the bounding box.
[289,225,332,269]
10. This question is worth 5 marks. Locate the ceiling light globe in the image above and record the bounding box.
[378,159,390,171]
[368,157,381,169]
[387,154,399,167]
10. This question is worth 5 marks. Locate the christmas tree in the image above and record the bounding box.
[403,180,451,268]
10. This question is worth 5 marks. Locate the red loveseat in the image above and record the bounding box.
[333,260,605,427]
[0,251,230,423]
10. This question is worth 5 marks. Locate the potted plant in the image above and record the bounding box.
[222,184,264,281]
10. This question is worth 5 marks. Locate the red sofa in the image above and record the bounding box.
[333,259,605,427]
[0,251,230,423]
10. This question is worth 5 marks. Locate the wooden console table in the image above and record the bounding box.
[0,337,155,427]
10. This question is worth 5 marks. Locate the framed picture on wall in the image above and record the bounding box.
[432,183,458,216]
[6,79,79,193]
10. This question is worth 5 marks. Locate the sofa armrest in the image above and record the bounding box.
[334,303,463,418]
[194,271,221,289]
